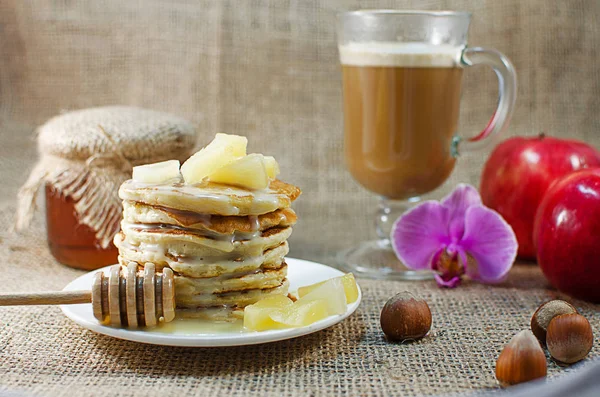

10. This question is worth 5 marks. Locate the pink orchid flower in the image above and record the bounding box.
[391,184,518,288]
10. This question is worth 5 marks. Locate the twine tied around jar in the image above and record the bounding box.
[15,106,197,249]
[16,125,135,248]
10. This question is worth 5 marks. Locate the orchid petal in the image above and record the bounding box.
[391,201,449,270]
[460,205,518,282]
[441,184,482,239]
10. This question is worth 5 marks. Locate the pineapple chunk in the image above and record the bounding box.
[269,299,329,327]
[298,273,359,304]
[264,156,280,179]
[244,295,293,331]
[244,278,351,331]
[181,133,247,184]
[298,277,347,316]
[132,160,181,184]
[208,154,269,190]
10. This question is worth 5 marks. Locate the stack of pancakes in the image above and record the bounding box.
[114,179,301,319]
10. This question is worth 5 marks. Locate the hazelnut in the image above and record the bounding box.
[380,292,432,342]
[531,300,578,343]
[496,330,547,385]
[546,313,593,364]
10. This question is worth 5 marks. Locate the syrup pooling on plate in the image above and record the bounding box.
[155,305,246,334]
[154,316,245,335]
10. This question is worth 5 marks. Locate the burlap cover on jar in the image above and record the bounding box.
[15,106,197,267]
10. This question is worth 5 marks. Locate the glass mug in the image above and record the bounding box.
[337,10,516,279]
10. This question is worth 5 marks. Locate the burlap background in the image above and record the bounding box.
[0,0,599,396]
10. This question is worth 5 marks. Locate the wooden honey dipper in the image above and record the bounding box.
[0,263,175,327]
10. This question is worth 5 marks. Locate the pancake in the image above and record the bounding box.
[122,202,297,233]
[174,263,287,295]
[116,225,292,257]
[117,241,289,278]
[119,179,301,216]
[175,279,290,308]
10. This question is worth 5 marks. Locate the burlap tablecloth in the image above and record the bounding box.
[0,0,599,396]
[0,210,599,397]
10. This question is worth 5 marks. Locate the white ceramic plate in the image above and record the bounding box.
[61,258,361,347]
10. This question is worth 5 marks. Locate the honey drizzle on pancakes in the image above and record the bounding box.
[116,177,300,316]
[121,221,263,243]
[146,205,213,227]
[119,179,299,216]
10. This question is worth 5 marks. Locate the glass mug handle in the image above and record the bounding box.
[452,47,517,156]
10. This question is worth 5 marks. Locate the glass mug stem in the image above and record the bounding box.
[375,197,420,242]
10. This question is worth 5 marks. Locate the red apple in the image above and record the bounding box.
[533,168,600,303]
[480,135,600,259]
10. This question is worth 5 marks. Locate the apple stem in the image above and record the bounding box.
[539,132,546,139]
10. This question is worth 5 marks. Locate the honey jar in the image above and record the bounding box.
[16,106,197,270]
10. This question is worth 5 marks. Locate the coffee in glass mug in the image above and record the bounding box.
[341,43,463,199]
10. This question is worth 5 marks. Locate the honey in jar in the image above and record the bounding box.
[16,106,197,270]
[45,184,119,270]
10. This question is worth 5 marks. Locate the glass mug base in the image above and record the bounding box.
[337,239,434,281]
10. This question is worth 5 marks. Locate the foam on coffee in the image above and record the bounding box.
[339,42,463,67]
